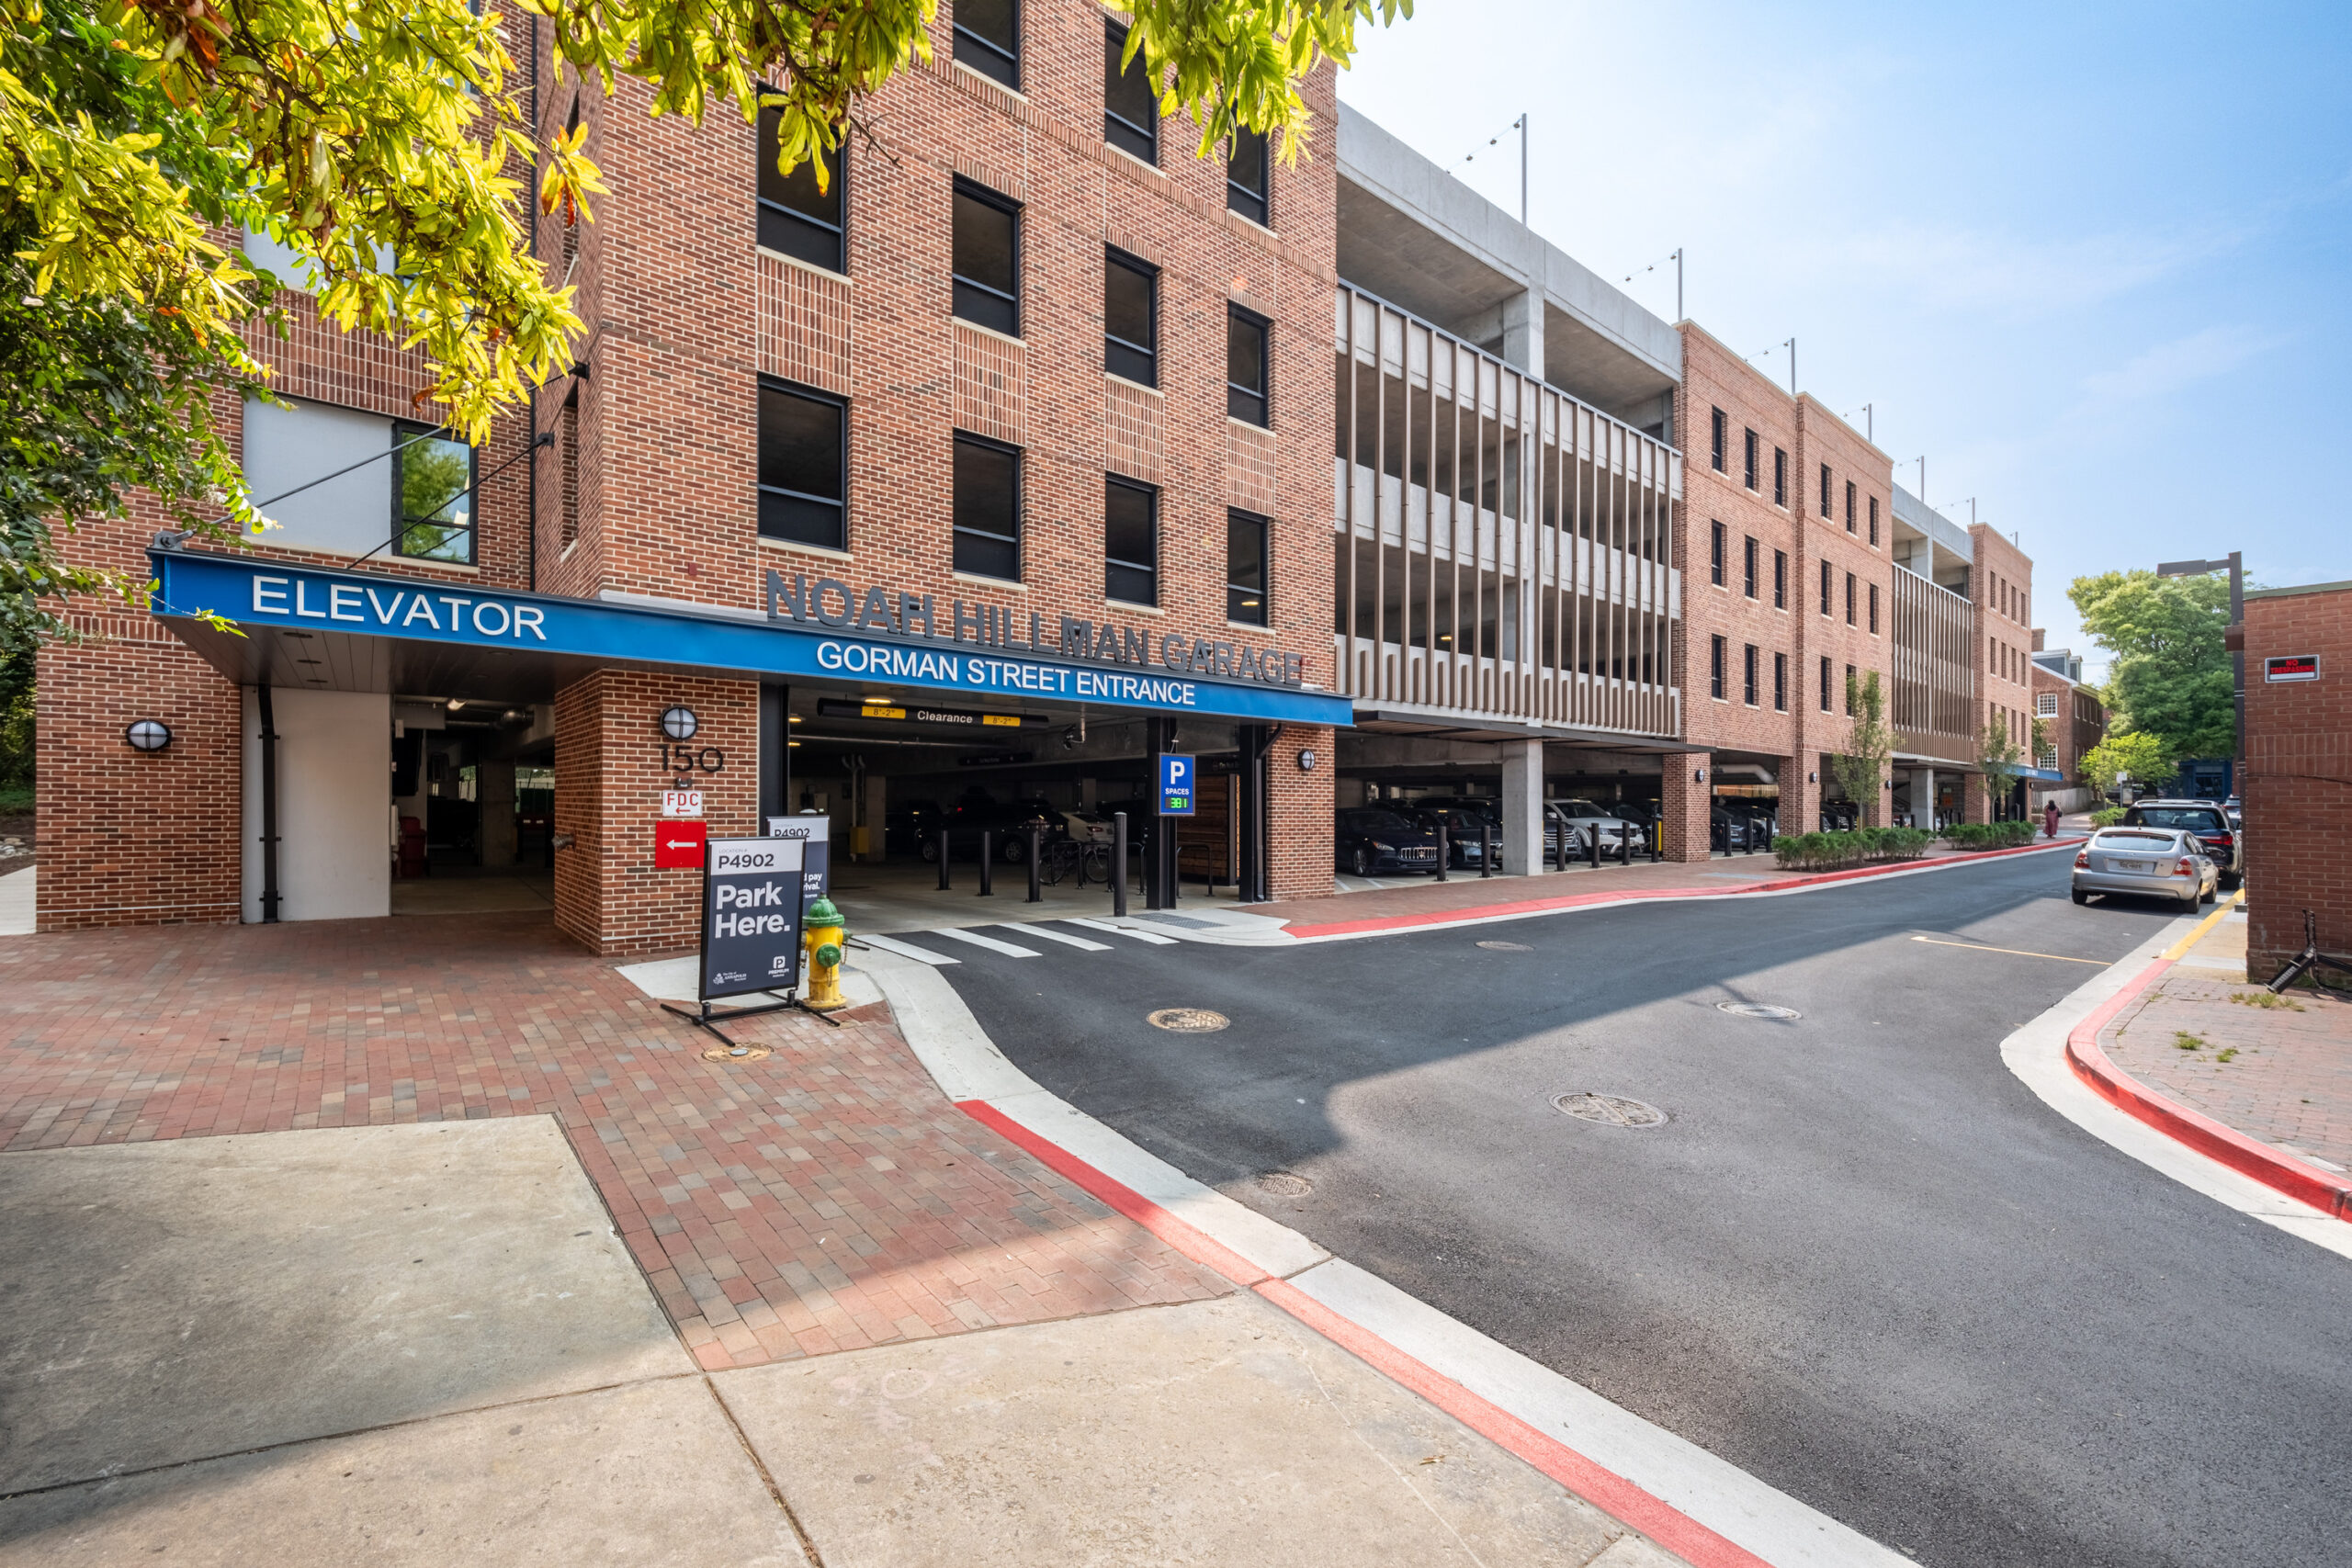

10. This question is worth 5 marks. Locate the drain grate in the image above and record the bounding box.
[1716,1001,1802,1021]
[1148,1008,1230,1032]
[1551,1093,1666,1128]
[1255,1171,1313,1197]
[1476,941,1533,952]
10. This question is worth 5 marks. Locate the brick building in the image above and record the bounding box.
[2238,580,2351,985]
[2030,637,2107,813]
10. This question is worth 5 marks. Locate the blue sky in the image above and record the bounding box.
[1336,0,2352,682]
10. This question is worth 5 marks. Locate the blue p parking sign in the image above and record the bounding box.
[1159,753,1196,817]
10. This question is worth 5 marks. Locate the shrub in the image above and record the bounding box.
[1942,821,2037,851]
[1774,825,1933,871]
[2090,807,2126,827]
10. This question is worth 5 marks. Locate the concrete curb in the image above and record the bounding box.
[2063,960,2352,1224]
[1274,836,2087,943]
[860,948,1907,1568]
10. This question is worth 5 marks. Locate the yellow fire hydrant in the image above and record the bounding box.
[801,895,848,1011]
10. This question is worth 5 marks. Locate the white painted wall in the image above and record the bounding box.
[243,395,394,558]
[243,687,392,922]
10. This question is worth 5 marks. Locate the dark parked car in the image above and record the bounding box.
[1335,807,1442,877]
[919,796,1067,863]
[2120,799,2242,889]
[1710,805,1758,852]
[886,797,945,855]
[1819,801,1860,832]
[1408,798,1503,867]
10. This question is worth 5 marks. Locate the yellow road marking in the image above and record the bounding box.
[1909,935,2110,965]
[2161,887,2247,963]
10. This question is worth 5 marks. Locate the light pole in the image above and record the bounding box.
[2156,552,2245,769]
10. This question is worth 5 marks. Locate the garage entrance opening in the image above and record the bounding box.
[389,697,556,917]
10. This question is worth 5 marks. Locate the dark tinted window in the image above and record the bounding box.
[757,380,846,549]
[1105,477,1157,604]
[392,424,477,564]
[1709,521,1725,586]
[1105,250,1157,386]
[954,0,1019,89]
[756,105,843,273]
[2126,807,2223,832]
[1710,408,1726,471]
[952,179,1019,335]
[1103,20,1157,163]
[1227,509,1268,624]
[1227,127,1269,224]
[952,433,1020,579]
[1227,306,1268,426]
[1346,810,1418,835]
[1743,429,1758,489]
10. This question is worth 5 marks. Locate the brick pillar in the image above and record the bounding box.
[1778,755,1821,838]
[553,669,759,955]
[1662,753,1712,863]
[1962,773,1992,825]
[1266,724,1335,899]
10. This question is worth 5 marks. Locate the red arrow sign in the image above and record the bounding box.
[654,819,708,869]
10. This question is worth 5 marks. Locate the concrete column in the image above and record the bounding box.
[1498,739,1545,875]
[1500,287,1544,378]
[478,757,517,867]
[1662,754,1713,863]
[1778,757,1820,837]
[1911,768,1936,829]
[861,771,888,863]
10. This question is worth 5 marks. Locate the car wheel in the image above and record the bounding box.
[2220,872,2242,891]
[2071,888,2089,906]
[1351,847,1372,877]
[1001,836,1027,864]
[919,838,940,863]
[2200,882,2216,906]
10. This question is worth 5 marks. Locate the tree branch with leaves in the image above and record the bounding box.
[1830,670,1894,827]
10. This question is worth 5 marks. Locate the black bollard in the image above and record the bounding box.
[1436,822,1449,882]
[978,831,993,896]
[1026,825,1043,902]
[1480,822,1494,877]
[1620,825,1632,864]
[937,829,951,889]
[1112,812,1129,918]
[1587,826,1600,868]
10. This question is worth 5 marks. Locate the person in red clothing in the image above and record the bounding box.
[2044,800,2061,839]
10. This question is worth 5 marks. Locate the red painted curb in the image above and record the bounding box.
[1286,835,2086,941]
[954,1097,1772,1568]
[2064,962,2352,1223]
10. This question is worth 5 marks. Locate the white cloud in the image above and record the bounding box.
[2077,324,2283,401]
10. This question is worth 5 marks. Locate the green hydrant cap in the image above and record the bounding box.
[805,896,842,927]
[815,942,843,969]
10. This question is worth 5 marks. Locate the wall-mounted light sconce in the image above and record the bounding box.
[124,719,173,752]
[1297,750,1318,772]
[660,705,698,741]
[1694,767,1709,783]
[1808,771,1818,784]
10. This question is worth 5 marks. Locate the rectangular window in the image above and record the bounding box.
[2037,692,2060,717]
[1227,127,1269,226]
[757,104,844,273]
[1104,476,1158,605]
[1743,429,1758,490]
[1103,20,1158,164]
[1774,651,1788,712]
[952,178,1020,335]
[1710,636,1727,700]
[1845,571,1856,625]
[1227,509,1269,625]
[1710,521,1726,587]
[1819,558,1831,615]
[1774,446,1788,507]
[1711,408,1727,472]
[954,0,1020,90]
[952,432,1021,580]
[757,378,847,550]
[1773,548,1787,609]
[1868,494,1879,547]
[1743,643,1759,706]
[392,423,478,564]
[1227,305,1269,426]
[1844,479,1857,532]
[1104,248,1158,386]
[1819,462,1832,518]
[1743,536,1758,599]
[1845,663,1856,716]
[1869,582,1879,634]
[1819,654,1832,712]
[559,391,579,547]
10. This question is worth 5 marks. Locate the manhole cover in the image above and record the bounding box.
[1256,1171,1313,1197]
[1716,1002,1802,1021]
[1476,941,1532,952]
[699,1042,774,1063]
[1551,1093,1667,1128]
[1148,1008,1230,1032]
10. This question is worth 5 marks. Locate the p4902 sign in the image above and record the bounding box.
[698,837,807,1001]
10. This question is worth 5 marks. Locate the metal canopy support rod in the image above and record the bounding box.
[256,683,281,924]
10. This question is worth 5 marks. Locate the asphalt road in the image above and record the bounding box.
[938,853,2352,1567]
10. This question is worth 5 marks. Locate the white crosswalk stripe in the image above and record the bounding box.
[856,932,961,965]
[1014,924,1114,952]
[1064,918,1181,945]
[932,928,1042,958]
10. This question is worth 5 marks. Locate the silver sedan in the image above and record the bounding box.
[2071,828,2220,909]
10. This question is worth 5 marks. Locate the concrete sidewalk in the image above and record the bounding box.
[0,912,1687,1565]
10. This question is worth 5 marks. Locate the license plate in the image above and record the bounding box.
[2111,859,2147,872]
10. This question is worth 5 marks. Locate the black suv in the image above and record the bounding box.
[1335,807,1442,876]
[2121,799,2242,889]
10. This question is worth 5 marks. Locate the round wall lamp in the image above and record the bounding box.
[1694,767,1709,783]
[125,719,173,752]
[659,705,699,741]
[1808,771,1818,784]
[1297,749,1318,772]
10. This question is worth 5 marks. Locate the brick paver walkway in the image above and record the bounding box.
[0,913,1227,1371]
[2102,970,2352,1174]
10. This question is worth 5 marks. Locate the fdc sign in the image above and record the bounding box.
[699,837,807,1001]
